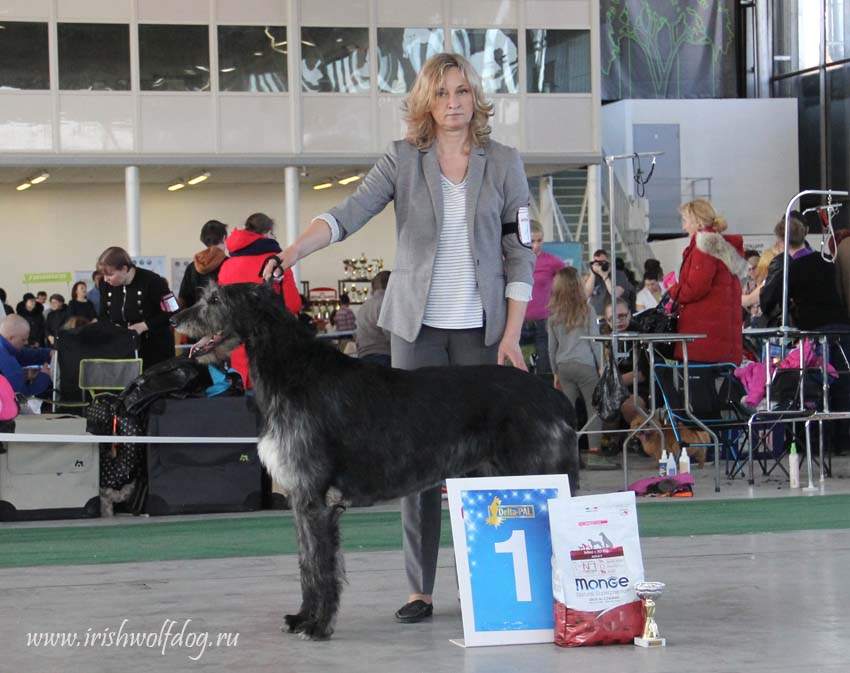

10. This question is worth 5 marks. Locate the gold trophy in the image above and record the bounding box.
[634,581,666,647]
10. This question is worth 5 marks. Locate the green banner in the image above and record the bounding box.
[23,272,72,284]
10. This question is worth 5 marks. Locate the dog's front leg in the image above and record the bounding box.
[285,497,345,640]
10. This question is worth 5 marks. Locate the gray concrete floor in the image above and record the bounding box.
[2,530,849,673]
[2,453,850,672]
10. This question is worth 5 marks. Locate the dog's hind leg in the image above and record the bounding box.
[285,497,345,640]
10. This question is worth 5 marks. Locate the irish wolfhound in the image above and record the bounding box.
[172,282,579,640]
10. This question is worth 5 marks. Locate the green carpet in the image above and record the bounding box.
[1,495,849,569]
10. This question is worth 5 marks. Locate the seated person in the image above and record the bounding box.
[356,271,391,367]
[635,271,663,311]
[601,298,648,427]
[332,294,357,333]
[0,315,52,396]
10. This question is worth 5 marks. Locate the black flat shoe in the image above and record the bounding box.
[394,600,433,623]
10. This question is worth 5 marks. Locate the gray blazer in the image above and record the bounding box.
[328,139,534,345]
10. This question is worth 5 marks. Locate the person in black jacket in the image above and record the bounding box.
[178,219,228,308]
[97,247,177,369]
[44,294,71,346]
[15,293,45,347]
[68,281,97,321]
[760,212,850,454]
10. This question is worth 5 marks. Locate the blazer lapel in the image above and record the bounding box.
[465,145,486,254]
[421,146,443,238]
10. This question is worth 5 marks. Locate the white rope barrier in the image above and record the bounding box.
[0,433,258,444]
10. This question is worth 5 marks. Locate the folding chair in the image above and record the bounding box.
[653,362,751,483]
[78,358,143,403]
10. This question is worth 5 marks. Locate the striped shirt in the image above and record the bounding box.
[422,175,483,329]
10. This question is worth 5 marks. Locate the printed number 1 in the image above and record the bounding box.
[494,530,531,602]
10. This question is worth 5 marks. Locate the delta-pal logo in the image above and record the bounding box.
[484,495,536,528]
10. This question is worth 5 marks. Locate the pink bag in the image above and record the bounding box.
[0,374,18,421]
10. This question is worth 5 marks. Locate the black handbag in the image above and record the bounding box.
[633,294,678,334]
[592,343,629,422]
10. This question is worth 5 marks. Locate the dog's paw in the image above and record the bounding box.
[296,621,334,641]
[283,612,310,634]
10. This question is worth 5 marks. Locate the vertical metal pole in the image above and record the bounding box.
[125,166,141,256]
[285,166,300,285]
[607,158,617,349]
[587,164,602,254]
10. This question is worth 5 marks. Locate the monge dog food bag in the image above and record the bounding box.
[548,492,645,647]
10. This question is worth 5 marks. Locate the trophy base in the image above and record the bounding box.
[634,637,666,648]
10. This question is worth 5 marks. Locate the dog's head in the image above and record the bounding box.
[171,283,257,363]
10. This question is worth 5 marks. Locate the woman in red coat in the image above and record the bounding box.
[668,200,747,364]
[218,212,302,387]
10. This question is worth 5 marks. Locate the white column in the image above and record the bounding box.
[538,177,554,241]
[125,166,141,256]
[586,164,602,257]
[285,165,300,285]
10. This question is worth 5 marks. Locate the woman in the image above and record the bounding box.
[635,270,663,311]
[97,246,177,369]
[262,53,534,624]
[68,281,97,321]
[547,267,601,452]
[15,293,45,347]
[668,199,746,364]
[217,212,302,387]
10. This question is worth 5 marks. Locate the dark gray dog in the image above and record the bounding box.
[172,282,579,640]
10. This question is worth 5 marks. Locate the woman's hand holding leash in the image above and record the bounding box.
[498,337,528,371]
[261,218,334,280]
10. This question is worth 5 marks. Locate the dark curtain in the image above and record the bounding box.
[601,0,738,100]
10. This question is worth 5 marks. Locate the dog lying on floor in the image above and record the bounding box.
[630,414,708,467]
[172,282,579,640]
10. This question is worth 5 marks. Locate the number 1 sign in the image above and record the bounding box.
[446,474,572,647]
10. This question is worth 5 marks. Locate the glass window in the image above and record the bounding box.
[376,28,444,94]
[301,27,369,93]
[139,24,210,92]
[826,0,850,64]
[451,29,518,94]
[775,73,822,191]
[526,29,590,93]
[218,25,287,93]
[773,2,822,76]
[0,21,49,90]
[827,63,849,228]
[58,23,130,91]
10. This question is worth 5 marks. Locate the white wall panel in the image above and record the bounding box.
[219,96,291,153]
[302,96,372,153]
[56,0,132,22]
[140,96,215,153]
[301,0,368,26]
[491,97,520,149]
[137,0,210,23]
[376,96,406,149]
[59,94,134,151]
[216,0,287,25]
[526,0,591,28]
[0,94,53,151]
[450,0,518,27]
[376,0,442,26]
[0,0,49,19]
[526,96,594,154]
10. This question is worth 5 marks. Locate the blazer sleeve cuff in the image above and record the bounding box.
[506,282,532,303]
[315,213,341,244]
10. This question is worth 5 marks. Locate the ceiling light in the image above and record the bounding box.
[337,174,361,186]
[30,171,49,184]
[301,40,316,47]
[167,182,186,192]
[187,171,210,185]
[313,181,333,190]
[220,67,236,73]
[16,182,32,191]
[253,51,263,56]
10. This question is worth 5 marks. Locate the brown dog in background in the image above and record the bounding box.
[630,415,708,467]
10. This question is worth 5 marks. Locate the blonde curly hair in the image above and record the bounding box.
[679,199,728,233]
[403,52,493,150]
